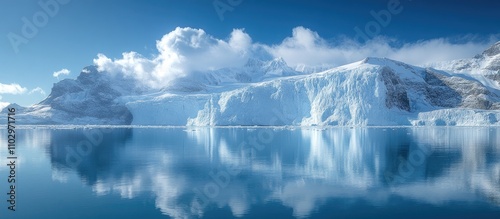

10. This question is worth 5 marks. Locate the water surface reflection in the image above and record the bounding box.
[39,128,500,218]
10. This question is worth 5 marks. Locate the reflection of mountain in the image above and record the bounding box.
[48,128,133,184]
[45,128,500,218]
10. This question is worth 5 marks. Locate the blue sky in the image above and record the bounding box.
[1,0,499,106]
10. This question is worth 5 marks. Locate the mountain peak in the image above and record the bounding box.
[244,57,264,68]
[482,41,500,57]
[273,57,286,63]
[266,57,288,68]
[242,57,295,76]
[0,103,25,113]
[244,57,288,69]
[361,57,405,66]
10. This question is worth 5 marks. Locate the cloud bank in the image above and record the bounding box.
[93,26,498,88]
[270,27,498,67]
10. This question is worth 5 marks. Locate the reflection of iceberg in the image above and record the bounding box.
[42,127,500,218]
[391,128,500,205]
[0,129,52,171]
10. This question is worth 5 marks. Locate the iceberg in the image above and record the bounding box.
[4,42,500,126]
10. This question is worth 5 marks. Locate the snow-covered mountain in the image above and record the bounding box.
[5,42,500,126]
[1,66,135,124]
[166,57,302,92]
[427,41,500,88]
[428,41,500,74]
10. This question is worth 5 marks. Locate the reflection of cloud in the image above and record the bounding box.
[272,181,335,218]
[45,128,500,218]
[151,172,187,218]
[92,175,145,198]
[51,169,69,183]
[392,179,474,205]
[92,180,110,196]
[228,198,249,217]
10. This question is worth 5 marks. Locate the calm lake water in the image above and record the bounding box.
[1,127,500,219]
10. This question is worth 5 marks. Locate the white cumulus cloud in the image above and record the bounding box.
[53,68,70,78]
[94,27,255,88]
[0,83,27,95]
[29,87,46,96]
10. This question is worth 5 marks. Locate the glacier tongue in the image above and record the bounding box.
[126,55,500,126]
[126,60,391,126]
[126,57,500,126]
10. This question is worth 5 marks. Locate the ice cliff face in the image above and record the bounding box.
[125,57,500,126]
[6,42,500,126]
